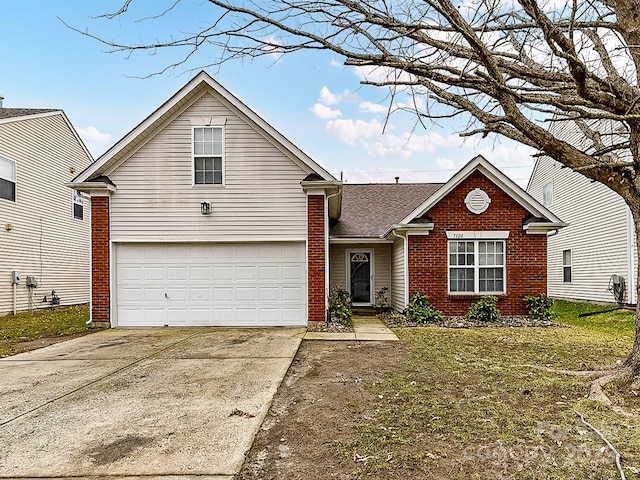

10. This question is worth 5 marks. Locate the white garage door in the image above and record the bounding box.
[115,243,307,327]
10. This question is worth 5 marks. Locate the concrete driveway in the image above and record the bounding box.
[0,327,305,479]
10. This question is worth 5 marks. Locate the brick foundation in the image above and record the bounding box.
[408,171,547,316]
[307,195,326,322]
[91,196,110,323]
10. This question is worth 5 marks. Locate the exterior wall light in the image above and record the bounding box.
[201,201,212,215]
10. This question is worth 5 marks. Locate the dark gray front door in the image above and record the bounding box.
[350,252,371,303]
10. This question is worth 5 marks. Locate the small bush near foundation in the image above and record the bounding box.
[524,294,554,321]
[375,287,389,310]
[404,292,442,324]
[328,287,353,324]
[466,295,500,322]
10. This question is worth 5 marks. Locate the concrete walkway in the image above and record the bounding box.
[304,316,399,341]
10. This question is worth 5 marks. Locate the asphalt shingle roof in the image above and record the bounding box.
[0,108,58,120]
[330,183,444,238]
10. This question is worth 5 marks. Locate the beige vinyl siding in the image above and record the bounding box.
[0,114,92,314]
[528,137,635,303]
[108,93,311,242]
[390,237,406,310]
[329,243,391,303]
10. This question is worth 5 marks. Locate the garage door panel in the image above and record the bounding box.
[116,243,307,327]
[167,266,189,282]
[282,266,303,281]
[144,288,166,302]
[144,267,165,282]
[236,266,257,281]
[213,266,233,281]
[190,287,211,302]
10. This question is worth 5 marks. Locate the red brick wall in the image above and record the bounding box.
[91,196,110,323]
[307,195,326,322]
[408,171,547,316]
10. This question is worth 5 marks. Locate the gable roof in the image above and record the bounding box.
[330,183,443,238]
[71,70,336,184]
[400,155,564,230]
[331,155,565,239]
[0,108,59,121]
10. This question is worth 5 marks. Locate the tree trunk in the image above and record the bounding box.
[625,204,640,387]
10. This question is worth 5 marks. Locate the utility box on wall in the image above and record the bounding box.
[26,276,38,287]
[11,271,20,285]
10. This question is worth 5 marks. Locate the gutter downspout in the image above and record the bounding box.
[390,229,408,309]
[325,187,342,313]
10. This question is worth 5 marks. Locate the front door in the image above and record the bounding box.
[349,251,372,304]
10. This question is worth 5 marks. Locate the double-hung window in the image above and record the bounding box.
[73,191,84,220]
[449,240,505,294]
[0,155,16,202]
[193,126,224,185]
[563,249,572,283]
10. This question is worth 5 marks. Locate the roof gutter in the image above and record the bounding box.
[383,222,435,239]
[66,181,117,194]
[522,221,568,235]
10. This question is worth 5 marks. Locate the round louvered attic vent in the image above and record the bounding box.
[464,188,491,214]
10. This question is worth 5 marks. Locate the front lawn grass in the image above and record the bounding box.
[0,304,105,357]
[341,300,640,479]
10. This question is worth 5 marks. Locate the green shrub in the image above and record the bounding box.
[524,294,554,321]
[404,292,443,324]
[375,287,389,309]
[466,295,500,322]
[328,287,353,324]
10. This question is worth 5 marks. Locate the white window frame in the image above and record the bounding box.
[73,191,84,220]
[192,126,225,186]
[543,181,554,207]
[0,155,16,202]
[448,239,506,294]
[563,249,572,283]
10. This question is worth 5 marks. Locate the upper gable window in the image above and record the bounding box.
[193,126,224,185]
[73,191,84,220]
[543,181,554,207]
[0,155,16,202]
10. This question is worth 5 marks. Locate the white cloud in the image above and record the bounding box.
[78,126,111,143]
[310,103,342,119]
[326,118,383,145]
[319,86,359,105]
[359,101,387,114]
[364,131,462,158]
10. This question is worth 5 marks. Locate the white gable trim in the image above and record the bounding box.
[399,155,565,229]
[72,71,335,184]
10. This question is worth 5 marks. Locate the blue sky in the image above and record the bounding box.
[1,0,535,186]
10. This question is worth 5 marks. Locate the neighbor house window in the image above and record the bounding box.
[543,181,554,207]
[73,191,84,220]
[449,240,505,294]
[0,155,16,202]
[193,126,223,185]
[563,249,572,283]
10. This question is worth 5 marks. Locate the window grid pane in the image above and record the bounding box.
[449,240,505,294]
[194,127,223,185]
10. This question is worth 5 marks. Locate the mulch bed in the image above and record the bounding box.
[307,320,355,333]
[382,313,564,328]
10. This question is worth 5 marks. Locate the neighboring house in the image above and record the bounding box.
[0,103,93,315]
[70,71,564,327]
[528,154,637,305]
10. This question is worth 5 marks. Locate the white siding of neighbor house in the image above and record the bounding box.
[0,113,92,315]
[390,238,406,311]
[528,144,636,304]
[108,92,311,242]
[329,243,391,304]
